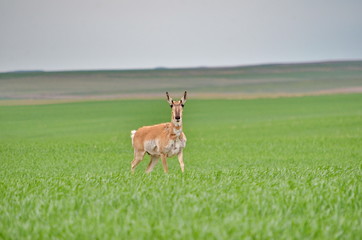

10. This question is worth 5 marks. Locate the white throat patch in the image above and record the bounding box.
[173,121,182,127]
[173,127,182,136]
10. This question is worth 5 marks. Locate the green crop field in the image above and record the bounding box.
[0,94,361,239]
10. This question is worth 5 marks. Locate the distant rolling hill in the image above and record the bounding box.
[1,61,361,103]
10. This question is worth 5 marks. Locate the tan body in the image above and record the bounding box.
[131,92,187,173]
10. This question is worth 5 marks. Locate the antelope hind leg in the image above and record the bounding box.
[131,150,145,173]
[161,154,169,173]
[146,155,159,173]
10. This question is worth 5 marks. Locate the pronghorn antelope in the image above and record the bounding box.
[130,91,187,173]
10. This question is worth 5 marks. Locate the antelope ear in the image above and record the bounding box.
[180,91,187,105]
[166,92,173,105]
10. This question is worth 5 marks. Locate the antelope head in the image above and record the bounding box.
[166,91,187,125]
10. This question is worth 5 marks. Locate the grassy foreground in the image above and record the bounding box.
[0,94,361,239]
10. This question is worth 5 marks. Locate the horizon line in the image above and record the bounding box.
[2,58,362,74]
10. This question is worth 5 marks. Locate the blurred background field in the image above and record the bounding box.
[1,60,362,104]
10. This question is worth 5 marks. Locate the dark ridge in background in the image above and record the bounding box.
[1,60,361,102]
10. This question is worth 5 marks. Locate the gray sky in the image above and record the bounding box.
[1,0,361,72]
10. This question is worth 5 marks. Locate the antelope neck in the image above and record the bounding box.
[171,121,182,137]
[171,121,182,128]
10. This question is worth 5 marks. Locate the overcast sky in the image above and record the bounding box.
[0,0,361,72]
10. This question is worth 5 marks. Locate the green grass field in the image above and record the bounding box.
[1,94,361,239]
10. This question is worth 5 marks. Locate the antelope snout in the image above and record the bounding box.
[175,116,181,121]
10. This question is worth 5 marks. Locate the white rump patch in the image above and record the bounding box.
[131,130,137,145]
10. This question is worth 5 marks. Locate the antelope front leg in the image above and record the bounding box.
[178,150,185,173]
[161,154,168,173]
